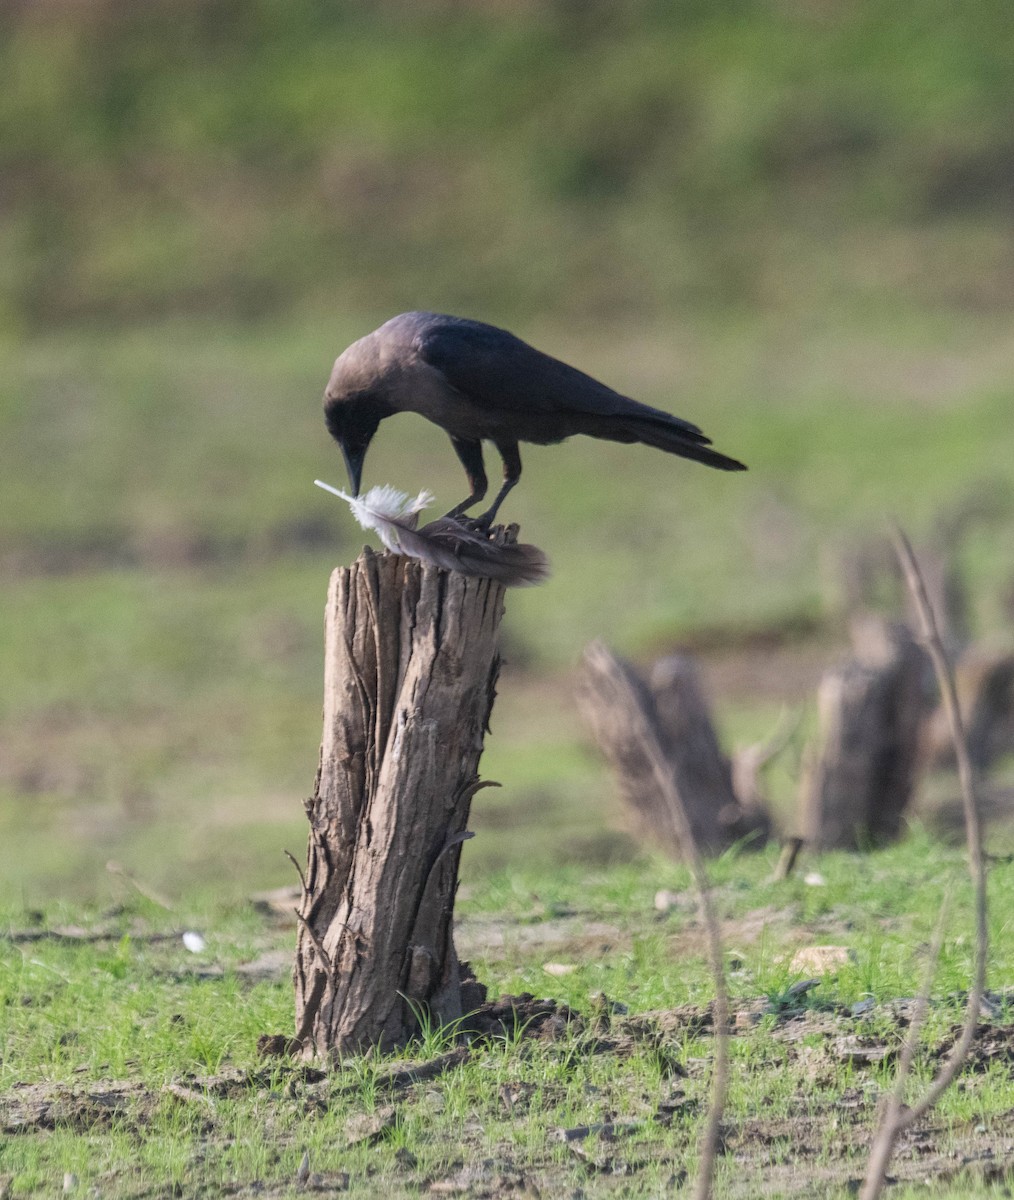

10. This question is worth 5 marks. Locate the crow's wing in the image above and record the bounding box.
[413,315,711,444]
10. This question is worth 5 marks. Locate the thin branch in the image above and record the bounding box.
[860,529,989,1200]
[284,849,308,894]
[860,894,950,1199]
[648,742,728,1200]
[892,528,987,1126]
[295,912,333,977]
[293,969,328,1050]
[601,647,728,1200]
[732,704,800,812]
[737,704,800,777]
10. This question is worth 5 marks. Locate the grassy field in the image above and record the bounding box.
[4,3,1014,1195]
[2,308,1013,901]
[3,1,1014,329]
[4,835,1014,1198]
[2,309,1013,1196]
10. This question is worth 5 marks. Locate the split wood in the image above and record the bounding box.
[294,541,510,1057]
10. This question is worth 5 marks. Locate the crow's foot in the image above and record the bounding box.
[442,511,493,534]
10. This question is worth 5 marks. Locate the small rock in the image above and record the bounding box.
[542,962,577,976]
[182,931,206,953]
[789,945,855,974]
[63,1174,78,1193]
[834,1035,893,1065]
[345,1105,397,1146]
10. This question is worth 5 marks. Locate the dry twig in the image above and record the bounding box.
[591,643,728,1200]
[646,738,728,1200]
[859,529,988,1200]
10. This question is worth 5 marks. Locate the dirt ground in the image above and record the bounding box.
[5,996,1014,1198]
[6,902,1014,1199]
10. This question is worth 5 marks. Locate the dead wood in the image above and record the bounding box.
[1,928,180,945]
[731,706,799,812]
[923,643,1014,772]
[294,540,511,1058]
[576,645,769,858]
[771,836,805,882]
[798,617,928,850]
[576,640,729,1200]
[860,529,988,1200]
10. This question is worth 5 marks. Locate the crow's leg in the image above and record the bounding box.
[444,437,488,519]
[472,442,521,529]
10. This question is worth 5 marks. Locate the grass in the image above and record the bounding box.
[2,306,1012,904]
[2,308,1012,1196]
[3,7,1014,1192]
[2,2,1014,327]
[3,834,1014,1197]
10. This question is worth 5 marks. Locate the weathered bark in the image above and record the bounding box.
[829,535,969,658]
[923,645,1014,773]
[294,544,507,1058]
[799,618,928,849]
[576,643,769,859]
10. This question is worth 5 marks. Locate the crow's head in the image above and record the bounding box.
[323,392,387,499]
[323,338,393,497]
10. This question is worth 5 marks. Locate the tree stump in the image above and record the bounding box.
[799,617,928,849]
[576,642,769,859]
[923,644,1014,773]
[294,545,507,1058]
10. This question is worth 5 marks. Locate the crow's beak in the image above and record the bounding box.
[340,441,366,498]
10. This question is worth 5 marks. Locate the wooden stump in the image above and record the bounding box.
[294,545,506,1058]
[577,642,769,859]
[923,645,1014,773]
[799,618,928,849]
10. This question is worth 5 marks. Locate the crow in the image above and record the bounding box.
[323,311,746,527]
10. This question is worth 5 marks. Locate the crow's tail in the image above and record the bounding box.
[615,415,747,472]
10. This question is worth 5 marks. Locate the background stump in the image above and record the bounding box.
[577,642,769,858]
[923,644,1014,773]
[294,546,506,1058]
[799,617,928,849]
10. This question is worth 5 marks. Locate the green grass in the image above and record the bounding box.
[3,836,1014,1198]
[2,308,1012,903]
[2,8,1014,1193]
[2,1,1014,328]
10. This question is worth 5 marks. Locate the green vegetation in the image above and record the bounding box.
[2,310,1012,901]
[2,1,1013,328]
[2,836,1014,1197]
[3,2,1014,1194]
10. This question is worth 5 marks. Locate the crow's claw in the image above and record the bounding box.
[443,512,492,534]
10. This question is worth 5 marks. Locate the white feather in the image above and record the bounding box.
[314,479,549,586]
[314,480,434,553]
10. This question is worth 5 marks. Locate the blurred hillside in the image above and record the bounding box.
[3,0,1014,330]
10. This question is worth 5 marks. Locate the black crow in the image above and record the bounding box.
[324,312,746,526]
